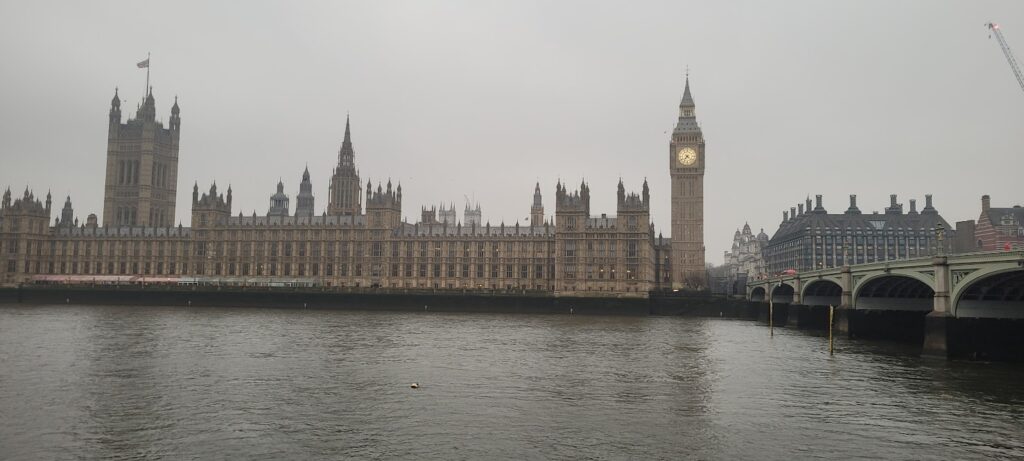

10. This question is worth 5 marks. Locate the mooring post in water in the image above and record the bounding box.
[829,305,835,355]
[769,297,774,337]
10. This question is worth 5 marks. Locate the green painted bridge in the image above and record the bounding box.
[747,250,1024,359]
[748,250,1024,317]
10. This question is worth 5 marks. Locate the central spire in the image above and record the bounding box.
[343,114,352,145]
[338,115,355,169]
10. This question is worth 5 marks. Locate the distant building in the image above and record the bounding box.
[721,223,768,293]
[764,194,952,274]
[975,195,1024,251]
[953,220,978,254]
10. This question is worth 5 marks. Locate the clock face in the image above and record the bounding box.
[677,147,697,166]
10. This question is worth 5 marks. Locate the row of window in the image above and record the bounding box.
[6,258,566,280]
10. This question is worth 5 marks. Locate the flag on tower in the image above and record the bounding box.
[137,58,150,68]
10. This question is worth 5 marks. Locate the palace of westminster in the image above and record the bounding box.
[0,80,710,296]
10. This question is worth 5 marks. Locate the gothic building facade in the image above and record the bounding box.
[0,81,708,296]
[722,223,768,286]
[102,88,180,228]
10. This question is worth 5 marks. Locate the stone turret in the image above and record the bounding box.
[465,200,481,227]
[555,180,590,215]
[366,179,402,229]
[295,166,315,218]
[192,182,231,228]
[109,88,122,129]
[58,196,74,228]
[438,202,457,225]
[616,179,651,232]
[268,180,290,217]
[421,206,437,224]
[530,182,544,227]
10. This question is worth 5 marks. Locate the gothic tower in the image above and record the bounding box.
[365,179,402,229]
[669,76,706,289]
[327,116,362,216]
[530,182,544,227]
[268,180,290,217]
[295,166,315,218]
[102,87,180,227]
[464,201,482,227]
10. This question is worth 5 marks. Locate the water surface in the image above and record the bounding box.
[1,305,1022,459]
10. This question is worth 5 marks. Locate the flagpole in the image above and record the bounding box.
[145,52,150,95]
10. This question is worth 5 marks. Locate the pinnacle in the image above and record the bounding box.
[680,75,695,107]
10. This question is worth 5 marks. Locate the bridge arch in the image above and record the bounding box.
[853,274,935,311]
[953,267,1024,319]
[771,283,795,304]
[802,278,843,307]
[749,286,766,302]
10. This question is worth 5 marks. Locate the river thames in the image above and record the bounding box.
[1,305,1022,459]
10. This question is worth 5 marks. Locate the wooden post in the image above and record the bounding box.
[829,305,835,355]
[769,297,774,337]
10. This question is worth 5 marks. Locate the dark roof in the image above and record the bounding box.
[986,207,1024,227]
[770,210,952,244]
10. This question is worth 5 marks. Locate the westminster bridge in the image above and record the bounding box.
[747,250,1024,360]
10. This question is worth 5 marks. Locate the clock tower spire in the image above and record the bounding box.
[669,73,706,290]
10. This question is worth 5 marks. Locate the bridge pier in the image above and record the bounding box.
[785,305,802,328]
[758,302,788,325]
[833,307,851,336]
[922,256,953,359]
[922,312,953,359]
[787,305,832,329]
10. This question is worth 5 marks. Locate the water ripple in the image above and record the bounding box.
[0,306,1022,460]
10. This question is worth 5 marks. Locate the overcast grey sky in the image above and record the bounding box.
[1,1,1022,259]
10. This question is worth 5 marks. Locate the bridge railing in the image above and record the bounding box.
[748,249,1024,289]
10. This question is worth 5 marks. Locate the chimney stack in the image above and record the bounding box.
[922,194,937,215]
[909,199,918,214]
[790,207,797,221]
[797,203,804,216]
[845,194,861,215]
[783,210,789,222]
[885,194,902,215]
[814,195,824,213]
[982,195,991,212]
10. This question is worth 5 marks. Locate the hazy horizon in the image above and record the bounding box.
[1,1,1022,260]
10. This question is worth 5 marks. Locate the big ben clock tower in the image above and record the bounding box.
[669,76,706,289]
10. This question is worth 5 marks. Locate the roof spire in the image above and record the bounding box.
[344,114,352,145]
[338,114,355,169]
[680,69,694,108]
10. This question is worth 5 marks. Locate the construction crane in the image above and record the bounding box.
[986,22,1024,94]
